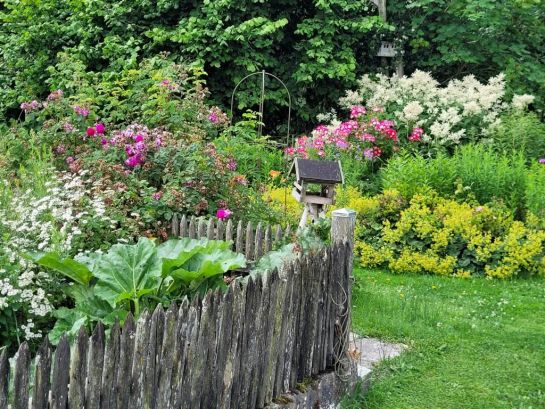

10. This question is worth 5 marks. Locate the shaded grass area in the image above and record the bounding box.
[343,269,545,409]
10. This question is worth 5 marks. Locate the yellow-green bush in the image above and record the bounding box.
[339,187,545,279]
[262,186,302,227]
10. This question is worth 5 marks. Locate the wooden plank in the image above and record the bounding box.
[198,218,207,239]
[191,292,214,409]
[129,311,150,409]
[284,225,291,241]
[169,300,189,408]
[85,322,105,409]
[0,350,8,409]
[156,303,178,408]
[69,327,88,408]
[245,222,254,261]
[258,270,279,407]
[216,218,225,241]
[100,321,120,409]
[178,303,200,409]
[207,217,215,240]
[180,214,188,237]
[273,265,292,397]
[144,306,165,409]
[171,213,179,236]
[201,292,221,409]
[13,342,30,409]
[51,335,70,409]
[235,221,243,254]
[264,225,272,253]
[289,258,303,385]
[274,225,282,246]
[225,219,233,243]
[216,285,234,407]
[189,216,197,239]
[116,313,136,409]
[222,283,245,409]
[254,222,263,261]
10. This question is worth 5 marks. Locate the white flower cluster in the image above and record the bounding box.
[0,170,113,340]
[339,70,534,146]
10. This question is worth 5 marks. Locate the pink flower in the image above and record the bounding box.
[285,147,296,156]
[86,127,96,137]
[47,90,63,101]
[133,134,144,142]
[152,192,163,200]
[409,127,424,142]
[539,158,545,164]
[227,158,237,171]
[95,123,105,134]
[66,156,75,164]
[216,208,232,220]
[63,122,75,133]
[155,138,162,147]
[208,111,219,124]
[125,154,142,168]
[73,106,90,117]
[363,148,374,160]
[101,138,109,146]
[55,144,66,155]
[335,139,349,149]
[20,100,41,112]
[350,105,367,119]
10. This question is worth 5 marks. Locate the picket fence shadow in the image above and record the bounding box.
[1,214,354,409]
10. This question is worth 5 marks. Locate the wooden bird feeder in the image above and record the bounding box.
[289,158,344,228]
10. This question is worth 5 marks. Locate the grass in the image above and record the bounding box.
[343,268,545,409]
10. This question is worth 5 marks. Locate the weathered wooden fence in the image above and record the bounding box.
[170,214,291,262]
[1,212,355,409]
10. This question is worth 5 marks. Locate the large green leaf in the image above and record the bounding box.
[93,237,161,307]
[171,249,246,283]
[30,252,92,285]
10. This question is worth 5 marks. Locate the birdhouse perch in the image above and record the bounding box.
[289,158,344,228]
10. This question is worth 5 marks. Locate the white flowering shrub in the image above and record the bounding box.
[0,171,116,346]
[339,70,535,148]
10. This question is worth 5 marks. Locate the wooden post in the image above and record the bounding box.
[331,209,356,248]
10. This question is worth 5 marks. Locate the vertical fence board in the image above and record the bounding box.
[169,300,188,408]
[0,350,8,409]
[100,321,120,409]
[245,222,254,261]
[180,215,188,238]
[51,335,70,409]
[189,216,197,239]
[207,218,215,240]
[32,338,52,409]
[13,342,30,409]
[144,306,165,409]
[274,225,282,246]
[156,303,178,408]
[225,219,234,243]
[278,262,296,394]
[178,303,200,409]
[129,311,150,409]
[289,259,303,385]
[216,219,225,241]
[69,328,88,408]
[85,322,105,409]
[116,314,136,409]
[197,218,207,239]
[216,285,234,407]
[264,225,272,253]
[235,221,243,254]
[254,223,263,261]
[171,213,179,236]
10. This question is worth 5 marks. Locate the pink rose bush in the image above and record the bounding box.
[286,105,423,163]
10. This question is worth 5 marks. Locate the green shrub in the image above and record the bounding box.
[381,145,528,217]
[339,188,545,279]
[490,111,545,161]
[526,162,545,219]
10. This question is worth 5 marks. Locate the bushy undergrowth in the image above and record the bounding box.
[334,187,545,279]
[381,145,535,218]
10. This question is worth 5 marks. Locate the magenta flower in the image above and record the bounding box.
[66,156,75,164]
[227,158,237,171]
[155,138,162,147]
[86,127,96,137]
[95,123,105,134]
[133,134,144,143]
[125,154,142,168]
[101,138,109,147]
[152,192,163,200]
[539,158,545,164]
[363,148,375,160]
[216,208,232,220]
[208,111,219,124]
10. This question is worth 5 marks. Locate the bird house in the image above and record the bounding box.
[289,158,344,227]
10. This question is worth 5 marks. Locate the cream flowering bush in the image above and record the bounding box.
[339,70,535,149]
[0,171,118,346]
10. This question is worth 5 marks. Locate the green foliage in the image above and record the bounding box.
[387,0,545,113]
[381,145,528,217]
[526,162,545,218]
[33,237,246,342]
[347,189,545,278]
[0,0,383,132]
[489,110,545,161]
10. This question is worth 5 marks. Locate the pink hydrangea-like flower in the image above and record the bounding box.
[364,148,375,160]
[350,105,367,119]
[152,191,163,200]
[63,122,75,133]
[20,100,41,112]
[125,154,142,168]
[227,158,237,171]
[216,208,232,220]
[409,127,424,142]
[95,123,105,134]
[133,134,144,143]
[66,156,75,164]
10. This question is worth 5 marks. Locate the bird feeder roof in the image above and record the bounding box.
[289,158,344,184]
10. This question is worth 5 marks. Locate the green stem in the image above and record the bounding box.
[133,298,140,317]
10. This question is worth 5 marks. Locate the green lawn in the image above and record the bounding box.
[343,269,545,409]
